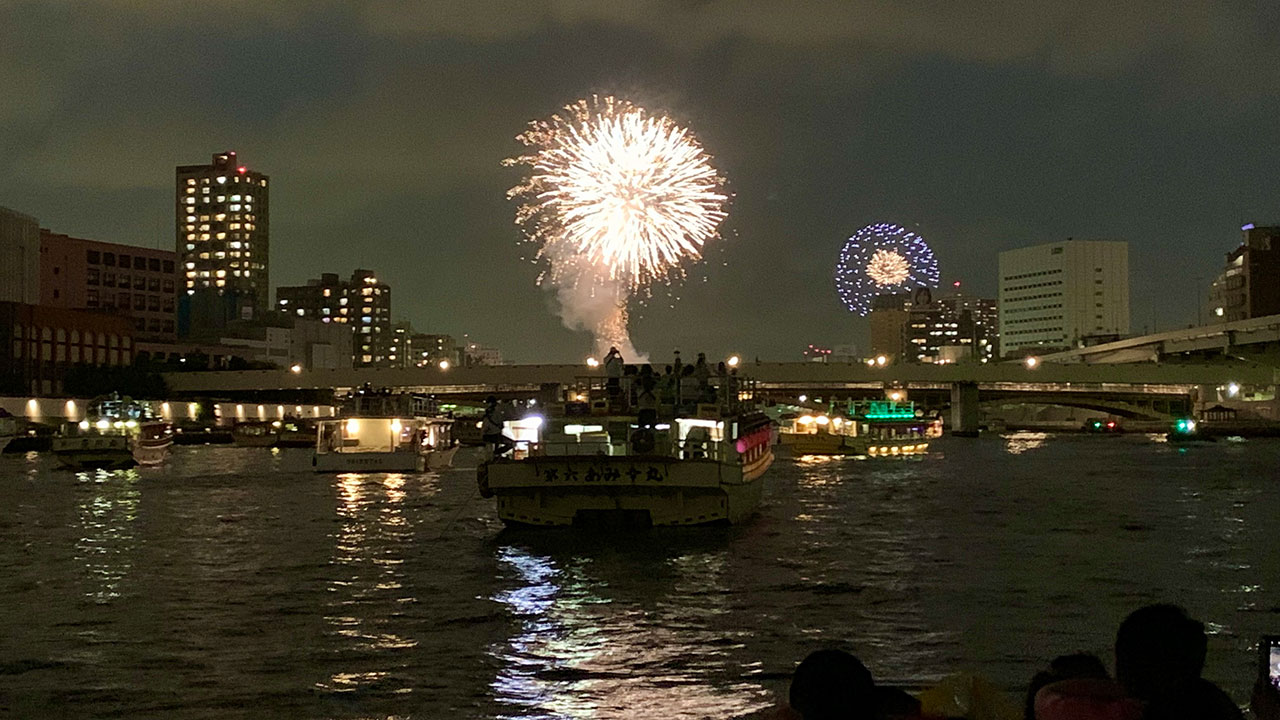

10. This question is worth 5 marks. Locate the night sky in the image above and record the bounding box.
[3,2,1278,362]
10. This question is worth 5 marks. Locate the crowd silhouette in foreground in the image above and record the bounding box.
[767,604,1278,720]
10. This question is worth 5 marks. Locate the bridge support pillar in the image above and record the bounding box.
[950,381,980,437]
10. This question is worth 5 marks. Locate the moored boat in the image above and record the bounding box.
[0,410,17,454]
[779,400,939,457]
[52,396,173,470]
[231,420,280,447]
[478,374,774,527]
[313,392,457,473]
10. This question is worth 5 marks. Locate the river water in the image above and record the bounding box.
[1,434,1276,718]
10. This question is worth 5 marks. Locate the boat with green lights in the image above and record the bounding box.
[1165,417,1215,444]
[779,400,941,457]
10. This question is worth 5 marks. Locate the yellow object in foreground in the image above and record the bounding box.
[917,673,1022,720]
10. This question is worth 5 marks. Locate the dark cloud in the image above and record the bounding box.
[2,1,1279,360]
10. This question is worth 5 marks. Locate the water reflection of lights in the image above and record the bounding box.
[74,469,141,602]
[320,473,418,695]
[1003,432,1048,455]
[489,545,771,719]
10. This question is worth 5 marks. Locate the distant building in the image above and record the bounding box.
[871,287,998,363]
[868,292,912,362]
[1208,224,1280,323]
[0,302,135,396]
[39,229,179,341]
[933,291,999,363]
[462,340,503,366]
[388,322,413,369]
[998,239,1129,357]
[409,333,457,367]
[276,269,391,366]
[0,206,40,304]
[176,151,270,323]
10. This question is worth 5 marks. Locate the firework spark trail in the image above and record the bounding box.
[506,96,728,359]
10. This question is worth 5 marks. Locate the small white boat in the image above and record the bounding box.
[52,396,173,470]
[312,392,457,473]
[779,400,940,457]
[478,375,774,527]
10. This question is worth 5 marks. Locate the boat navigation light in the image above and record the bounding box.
[816,415,830,425]
[586,357,600,368]
[78,420,90,430]
[727,355,740,368]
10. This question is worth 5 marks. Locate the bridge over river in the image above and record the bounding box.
[162,360,1279,434]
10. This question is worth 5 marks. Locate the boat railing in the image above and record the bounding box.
[523,435,738,463]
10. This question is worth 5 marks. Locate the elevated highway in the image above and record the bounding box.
[1041,314,1280,365]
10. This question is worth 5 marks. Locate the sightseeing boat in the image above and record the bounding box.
[778,400,939,457]
[313,391,458,473]
[477,374,774,527]
[52,396,174,470]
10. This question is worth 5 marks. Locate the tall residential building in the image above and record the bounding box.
[998,239,1129,357]
[276,269,392,366]
[1208,224,1280,323]
[0,206,40,304]
[39,230,179,341]
[175,151,270,316]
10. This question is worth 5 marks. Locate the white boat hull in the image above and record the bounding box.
[481,449,773,527]
[312,446,458,473]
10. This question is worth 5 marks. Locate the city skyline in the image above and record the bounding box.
[3,2,1278,361]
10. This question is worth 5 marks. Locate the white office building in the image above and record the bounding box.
[998,239,1130,357]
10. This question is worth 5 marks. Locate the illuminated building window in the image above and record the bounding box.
[185,262,195,269]
[185,198,195,205]
[216,176,226,184]
[186,178,196,185]
[229,204,241,211]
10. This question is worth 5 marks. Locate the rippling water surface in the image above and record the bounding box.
[1,435,1277,718]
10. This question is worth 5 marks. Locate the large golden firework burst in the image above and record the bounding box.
[505,96,728,290]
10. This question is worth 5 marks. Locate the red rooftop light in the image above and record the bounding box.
[237,166,247,174]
